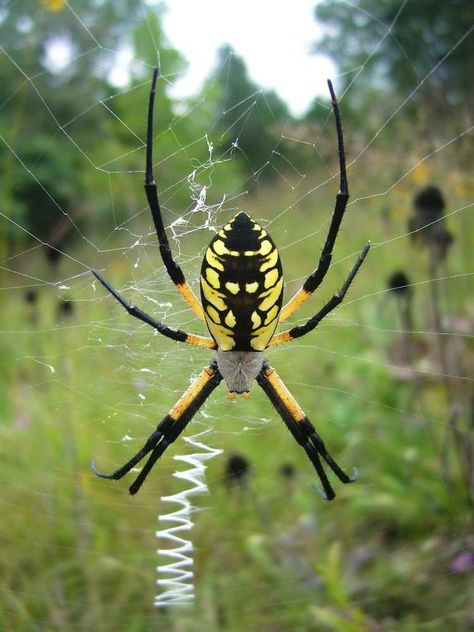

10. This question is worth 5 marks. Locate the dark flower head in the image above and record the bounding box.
[225,454,250,487]
[388,271,411,297]
[414,186,446,223]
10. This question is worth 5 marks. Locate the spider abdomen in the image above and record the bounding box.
[200,212,284,351]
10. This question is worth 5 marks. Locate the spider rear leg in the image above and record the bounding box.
[91,420,172,481]
[300,417,358,488]
[257,362,355,500]
[92,361,222,494]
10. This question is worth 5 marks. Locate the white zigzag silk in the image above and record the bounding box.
[154,430,222,608]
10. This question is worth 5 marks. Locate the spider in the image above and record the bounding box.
[92,68,370,501]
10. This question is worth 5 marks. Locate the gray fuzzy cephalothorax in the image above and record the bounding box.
[216,350,264,393]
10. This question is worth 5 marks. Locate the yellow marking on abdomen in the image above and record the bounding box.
[225,310,236,328]
[205,267,220,289]
[205,320,235,350]
[212,239,229,256]
[206,305,221,323]
[225,281,240,294]
[259,277,284,311]
[213,239,238,256]
[264,304,279,325]
[264,268,279,289]
[258,239,272,256]
[251,311,261,329]
[206,248,224,271]
[201,276,227,311]
[260,249,278,272]
[245,281,259,293]
[251,318,280,351]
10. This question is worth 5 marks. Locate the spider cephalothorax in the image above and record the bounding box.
[92,68,369,500]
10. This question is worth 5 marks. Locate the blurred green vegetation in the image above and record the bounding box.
[313,0,474,130]
[1,1,473,631]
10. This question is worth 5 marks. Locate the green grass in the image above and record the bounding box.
[1,150,472,631]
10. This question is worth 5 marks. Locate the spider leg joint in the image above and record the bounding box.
[262,365,275,377]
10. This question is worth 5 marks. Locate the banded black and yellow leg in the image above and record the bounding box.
[256,362,356,500]
[279,80,357,323]
[144,68,205,321]
[92,269,216,349]
[92,360,223,494]
[270,242,370,347]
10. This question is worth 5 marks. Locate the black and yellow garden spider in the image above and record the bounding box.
[92,69,370,500]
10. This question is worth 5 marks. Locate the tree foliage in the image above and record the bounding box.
[1,0,157,246]
[0,1,243,251]
[209,45,292,182]
[313,0,474,119]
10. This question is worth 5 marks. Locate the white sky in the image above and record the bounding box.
[161,0,335,117]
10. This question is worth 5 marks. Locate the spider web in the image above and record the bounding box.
[1,0,473,629]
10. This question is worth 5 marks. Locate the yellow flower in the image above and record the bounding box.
[39,0,65,12]
[410,160,433,186]
[450,174,473,199]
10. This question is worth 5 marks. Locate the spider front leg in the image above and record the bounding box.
[257,362,356,500]
[144,68,205,321]
[92,269,216,349]
[280,79,351,323]
[92,361,223,494]
[270,241,370,346]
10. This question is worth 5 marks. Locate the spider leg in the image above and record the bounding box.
[92,269,216,349]
[256,362,356,500]
[279,80,351,323]
[270,242,370,346]
[92,360,222,494]
[144,68,205,321]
